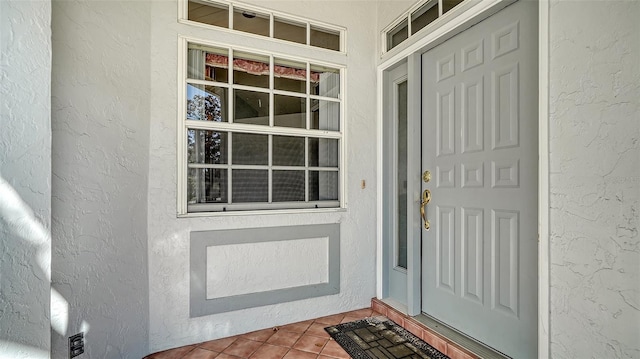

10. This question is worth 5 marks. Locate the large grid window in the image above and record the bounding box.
[180,41,343,213]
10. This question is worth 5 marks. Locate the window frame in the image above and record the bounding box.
[179,0,347,54]
[381,0,472,54]
[177,36,347,216]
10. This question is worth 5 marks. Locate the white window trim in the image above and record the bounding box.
[177,35,347,217]
[178,0,347,54]
[381,0,478,55]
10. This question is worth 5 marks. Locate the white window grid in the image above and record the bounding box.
[177,37,345,215]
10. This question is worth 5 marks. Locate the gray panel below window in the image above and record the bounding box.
[190,223,340,317]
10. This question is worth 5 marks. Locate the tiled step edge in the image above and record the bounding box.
[371,298,479,359]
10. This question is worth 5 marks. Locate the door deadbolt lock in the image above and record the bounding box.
[422,170,431,183]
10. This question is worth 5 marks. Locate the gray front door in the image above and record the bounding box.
[420,1,538,357]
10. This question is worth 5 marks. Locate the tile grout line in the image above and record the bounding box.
[148,309,374,359]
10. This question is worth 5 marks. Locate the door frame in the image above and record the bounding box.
[381,62,410,306]
[375,0,550,357]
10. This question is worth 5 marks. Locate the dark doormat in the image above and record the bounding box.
[324,317,450,359]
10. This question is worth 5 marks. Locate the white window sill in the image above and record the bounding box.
[177,206,347,218]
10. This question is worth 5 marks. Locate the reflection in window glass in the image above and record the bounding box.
[188,0,229,28]
[232,133,268,165]
[188,44,228,82]
[274,95,306,128]
[188,168,228,204]
[387,19,409,51]
[274,58,306,93]
[273,170,305,202]
[273,136,305,166]
[232,170,268,202]
[205,65,228,83]
[186,85,228,122]
[396,81,408,269]
[310,26,340,51]
[311,99,339,131]
[443,0,465,14]
[411,1,439,35]
[234,90,269,126]
[311,64,340,98]
[232,8,270,37]
[233,51,269,88]
[204,52,229,82]
[309,171,338,201]
[187,130,228,164]
[309,138,338,167]
[274,17,307,45]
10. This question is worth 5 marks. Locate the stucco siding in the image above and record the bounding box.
[549,1,640,358]
[51,1,151,357]
[0,0,52,357]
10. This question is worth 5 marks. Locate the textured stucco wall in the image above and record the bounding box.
[549,1,640,358]
[147,0,378,352]
[51,0,151,357]
[0,0,52,358]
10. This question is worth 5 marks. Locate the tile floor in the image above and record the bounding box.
[144,308,383,359]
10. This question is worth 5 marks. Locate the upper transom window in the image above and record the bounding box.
[181,0,344,52]
[178,39,343,214]
[384,0,466,52]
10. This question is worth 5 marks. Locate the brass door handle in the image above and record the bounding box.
[420,189,431,230]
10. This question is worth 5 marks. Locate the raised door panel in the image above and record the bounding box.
[461,77,484,154]
[491,63,519,150]
[491,210,519,318]
[461,207,483,304]
[437,89,456,156]
[436,206,456,294]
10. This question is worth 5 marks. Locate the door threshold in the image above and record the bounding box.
[378,297,408,315]
[372,298,510,359]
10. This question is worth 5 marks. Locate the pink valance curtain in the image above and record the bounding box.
[206,54,320,83]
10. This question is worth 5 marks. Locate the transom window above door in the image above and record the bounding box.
[383,0,466,52]
[178,39,344,214]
